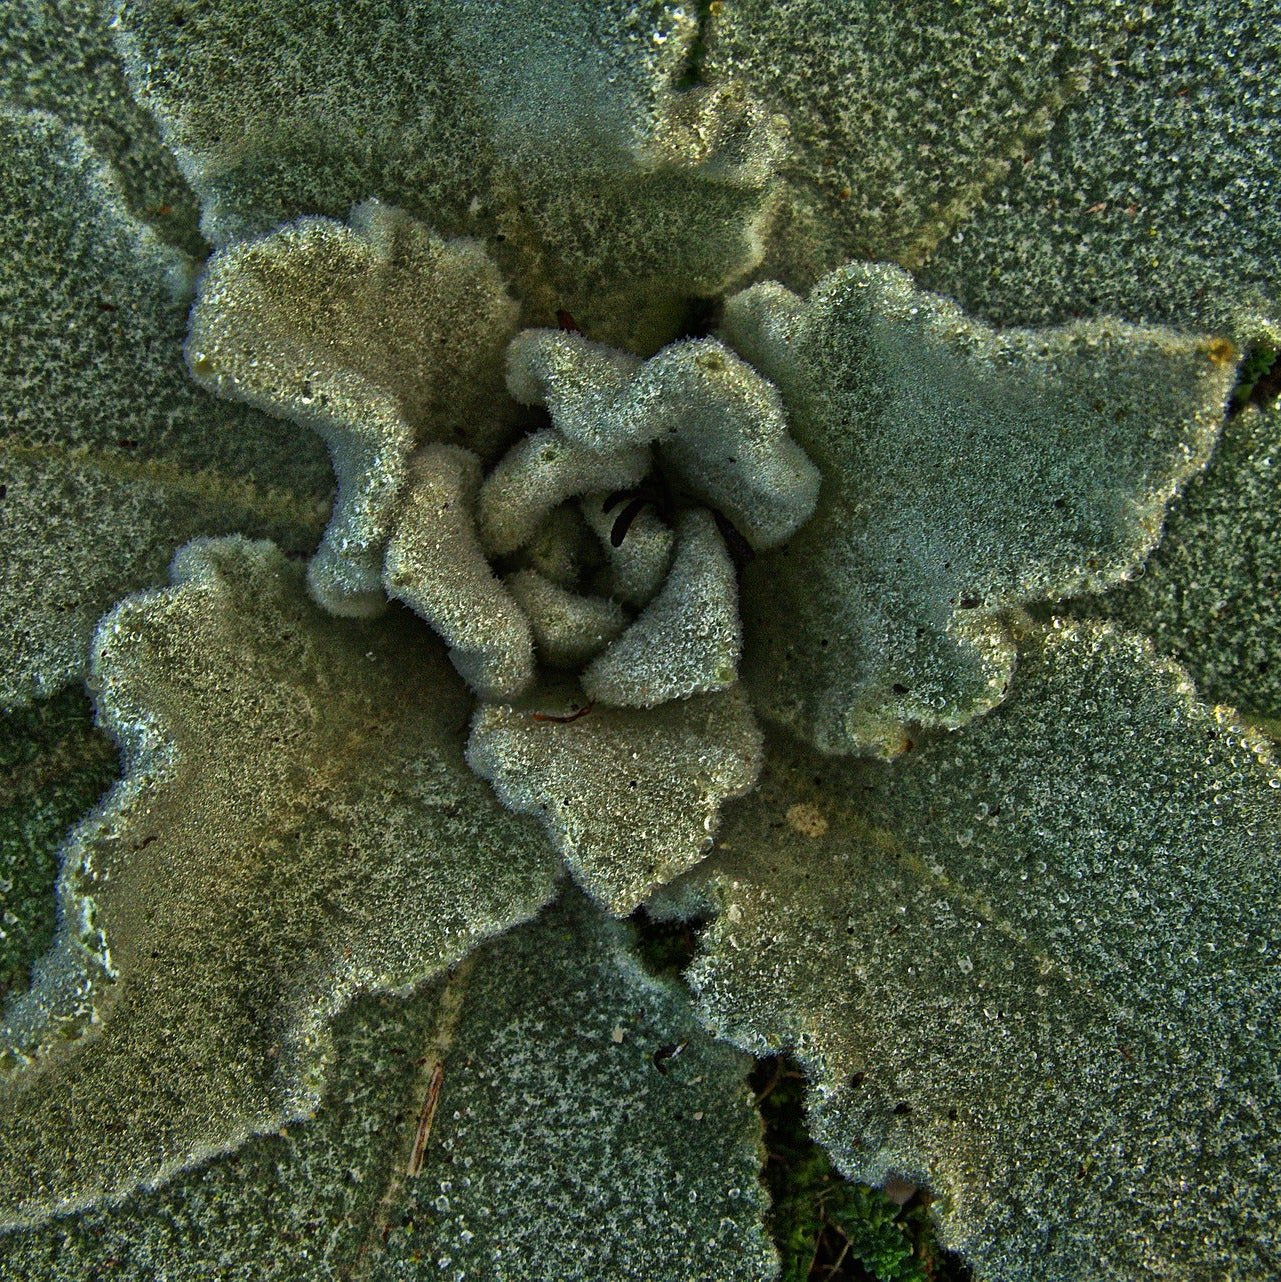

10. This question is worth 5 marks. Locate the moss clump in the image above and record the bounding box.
[1231,340,1279,411]
[752,1055,968,1282]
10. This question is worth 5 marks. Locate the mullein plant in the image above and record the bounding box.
[1,2,1278,1278]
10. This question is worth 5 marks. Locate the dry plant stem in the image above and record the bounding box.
[348,954,477,1279]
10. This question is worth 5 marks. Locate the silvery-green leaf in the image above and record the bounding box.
[111,0,486,248]
[0,538,557,1229]
[688,620,1281,1280]
[506,329,820,549]
[187,204,520,617]
[582,510,743,708]
[0,109,332,705]
[702,1,1278,339]
[724,262,1235,755]
[369,889,775,1282]
[2,0,202,251]
[701,0,1134,293]
[0,989,453,1280]
[917,1,1280,338]
[113,0,780,347]
[0,891,775,1280]
[1071,401,1281,732]
[385,446,537,699]
[468,684,762,914]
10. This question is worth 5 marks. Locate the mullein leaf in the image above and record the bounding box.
[186,203,520,616]
[1072,400,1281,730]
[0,890,777,1280]
[0,538,557,1229]
[0,692,116,1007]
[688,621,1281,1280]
[113,0,780,347]
[0,110,332,706]
[369,889,775,1282]
[2,0,203,252]
[702,0,1135,293]
[724,263,1235,755]
[918,0,1281,339]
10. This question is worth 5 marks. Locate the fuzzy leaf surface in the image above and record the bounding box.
[114,0,779,346]
[0,891,774,1279]
[468,684,762,913]
[688,621,1281,1280]
[187,203,519,615]
[704,0,1279,338]
[369,889,775,1282]
[0,692,116,1008]
[0,991,443,1280]
[1073,401,1281,730]
[2,0,202,252]
[917,0,1281,338]
[702,0,1134,293]
[0,538,557,1229]
[724,263,1235,755]
[0,110,332,705]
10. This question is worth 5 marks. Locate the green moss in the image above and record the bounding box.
[752,1055,967,1282]
[690,621,1281,1280]
[1231,340,1279,411]
[632,909,964,1280]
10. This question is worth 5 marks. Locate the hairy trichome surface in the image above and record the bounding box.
[1,2,1278,1280]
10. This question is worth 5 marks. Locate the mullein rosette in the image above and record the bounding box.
[1,2,1279,1280]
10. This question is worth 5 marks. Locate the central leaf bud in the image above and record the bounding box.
[382,329,821,709]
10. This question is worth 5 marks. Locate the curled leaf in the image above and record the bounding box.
[582,509,742,708]
[384,445,535,700]
[507,330,820,548]
[186,202,519,616]
[580,491,674,606]
[477,429,649,561]
[468,684,762,913]
[114,0,780,343]
[724,262,1235,755]
[0,538,556,1228]
[505,569,628,669]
